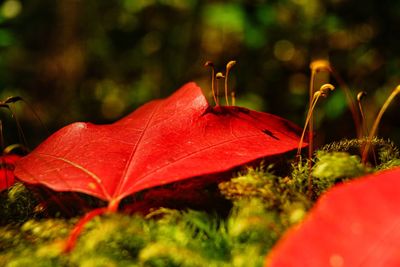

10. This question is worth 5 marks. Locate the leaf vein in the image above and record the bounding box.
[36,152,111,199]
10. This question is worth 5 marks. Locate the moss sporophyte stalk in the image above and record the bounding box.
[205,60,236,106]
[362,85,400,163]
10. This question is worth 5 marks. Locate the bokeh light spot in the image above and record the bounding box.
[274,40,295,61]
[202,3,245,34]
[101,92,126,120]
[1,0,21,19]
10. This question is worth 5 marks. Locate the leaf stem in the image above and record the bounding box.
[64,207,108,253]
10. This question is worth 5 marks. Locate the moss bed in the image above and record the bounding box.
[1,138,399,267]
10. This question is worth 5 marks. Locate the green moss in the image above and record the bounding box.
[320,137,400,169]
[378,158,400,170]
[0,183,38,225]
[0,218,73,266]
[139,243,213,267]
[311,151,369,195]
[219,165,310,212]
[69,214,147,266]
[313,152,367,180]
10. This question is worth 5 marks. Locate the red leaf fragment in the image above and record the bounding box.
[15,82,305,210]
[0,154,21,191]
[266,167,400,267]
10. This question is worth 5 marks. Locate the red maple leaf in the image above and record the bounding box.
[0,154,21,191]
[266,167,400,267]
[14,82,304,211]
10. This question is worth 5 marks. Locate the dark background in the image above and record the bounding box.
[0,0,399,149]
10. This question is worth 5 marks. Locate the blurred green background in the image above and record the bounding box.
[0,0,399,148]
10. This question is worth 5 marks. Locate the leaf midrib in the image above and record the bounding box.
[114,101,161,196]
